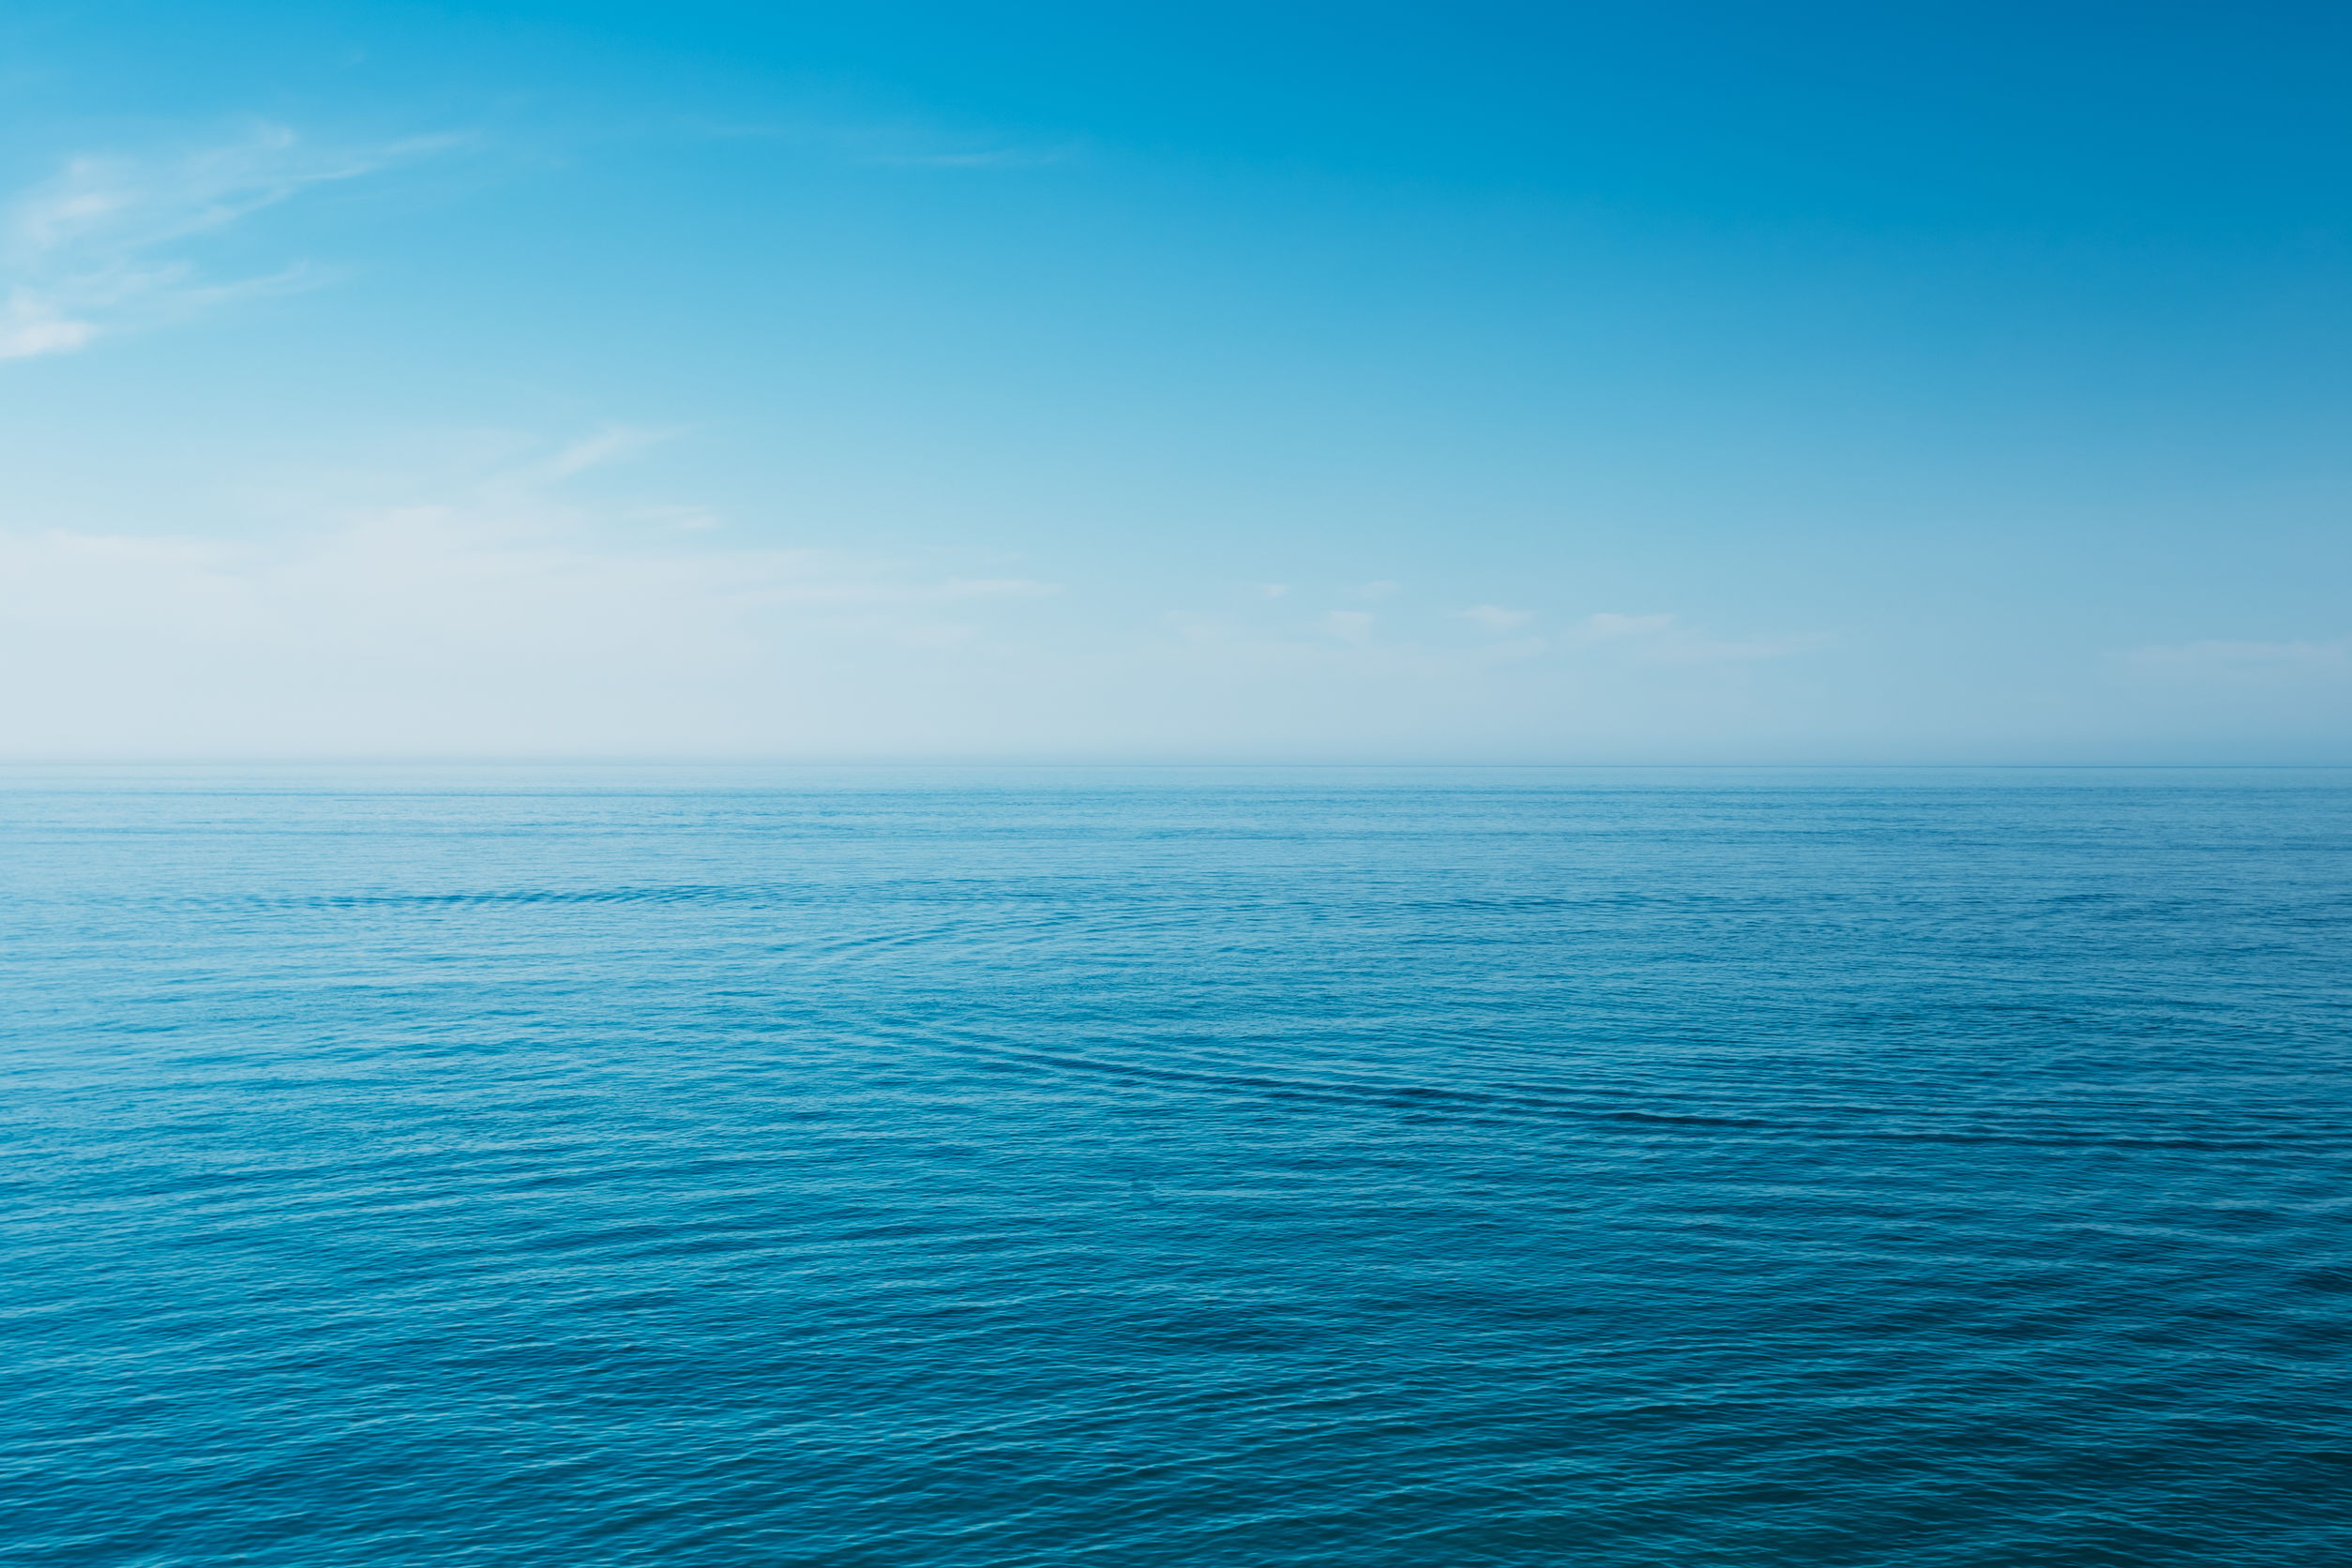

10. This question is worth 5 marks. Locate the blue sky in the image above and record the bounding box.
[3,2,2347,761]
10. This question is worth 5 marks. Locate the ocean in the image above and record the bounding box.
[3,767,2346,1565]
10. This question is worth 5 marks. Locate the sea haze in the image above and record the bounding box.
[3,767,2347,1565]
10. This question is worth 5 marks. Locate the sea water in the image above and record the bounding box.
[3,767,2346,1565]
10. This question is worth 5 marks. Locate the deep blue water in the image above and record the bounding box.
[3,767,2348,1566]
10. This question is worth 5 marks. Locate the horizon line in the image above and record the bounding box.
[4,757,2349,772]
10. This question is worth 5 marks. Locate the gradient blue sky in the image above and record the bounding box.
[4,2,2347,761]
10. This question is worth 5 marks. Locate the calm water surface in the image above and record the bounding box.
[3,768,2347,1565]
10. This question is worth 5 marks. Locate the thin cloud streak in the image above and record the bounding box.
[0,427,1063,756]
[1,124,463,359]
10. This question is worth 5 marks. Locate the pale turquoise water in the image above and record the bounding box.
[3,768,2347,1564]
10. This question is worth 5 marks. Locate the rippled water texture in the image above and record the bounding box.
[4,768,2348,1565]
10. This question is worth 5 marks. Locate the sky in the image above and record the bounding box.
[2,1,2348,762]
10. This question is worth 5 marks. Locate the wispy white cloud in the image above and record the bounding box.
[0,289,93,359]
[0,416,1846,758]
[0,427,1063,754]
[1,123,460,360]
[534,426,679,481]
[2,428,1055,644]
